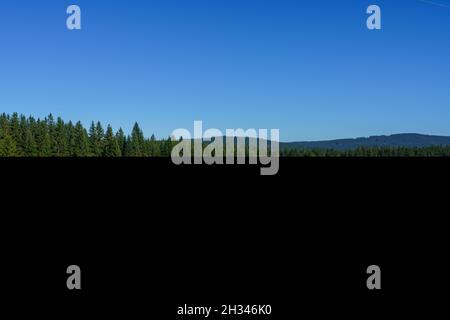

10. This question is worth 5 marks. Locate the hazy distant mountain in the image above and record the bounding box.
[281,134,450,150]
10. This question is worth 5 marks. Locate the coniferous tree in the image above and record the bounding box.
[103,125,121,157]
[89,122,102,156]
[96,121,105,152]
[123,136,130,156]
[23,128,38,156]
[53,117,69,156]
[160,136,174,156]
[71,121,90,156]
[128,122,145,156]
[19,115,28,153]
[9,113,23,156]
[35,120,52,156]
[0,127,18,156]
[149,134,160,156]
[116,128,127,156]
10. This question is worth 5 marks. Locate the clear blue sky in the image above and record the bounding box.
[1,0,449,141]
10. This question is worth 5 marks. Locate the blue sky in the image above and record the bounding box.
[0,0,449,141]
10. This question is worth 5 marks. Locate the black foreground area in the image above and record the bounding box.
[1,157,448,318]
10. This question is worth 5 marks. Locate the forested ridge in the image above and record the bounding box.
[1,112,450,157]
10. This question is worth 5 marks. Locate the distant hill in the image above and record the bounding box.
[281,134,450,150]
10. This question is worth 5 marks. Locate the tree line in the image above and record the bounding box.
[0,113,175,157]
[2,112,450,157]
[281,146,450,157]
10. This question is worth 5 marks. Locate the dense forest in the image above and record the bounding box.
[0,113,175,157]
[1,113,450,157]
[281,146,450,157]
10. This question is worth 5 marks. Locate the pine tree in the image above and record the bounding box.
[128,122,145,156]
[0,127,18,157]
[46,114,56,155]
[103,125,121,157]
[53,117,69,156]
[35,120,52,156]
[23,128,38,156]
[124,136,132,156]
[89,122,101,156]
[71,121,90,157]
[116,128,127,156]
[9,113,24,156]
[160,136,175,157]
[96,121,105,152]
[149,134,160,156]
